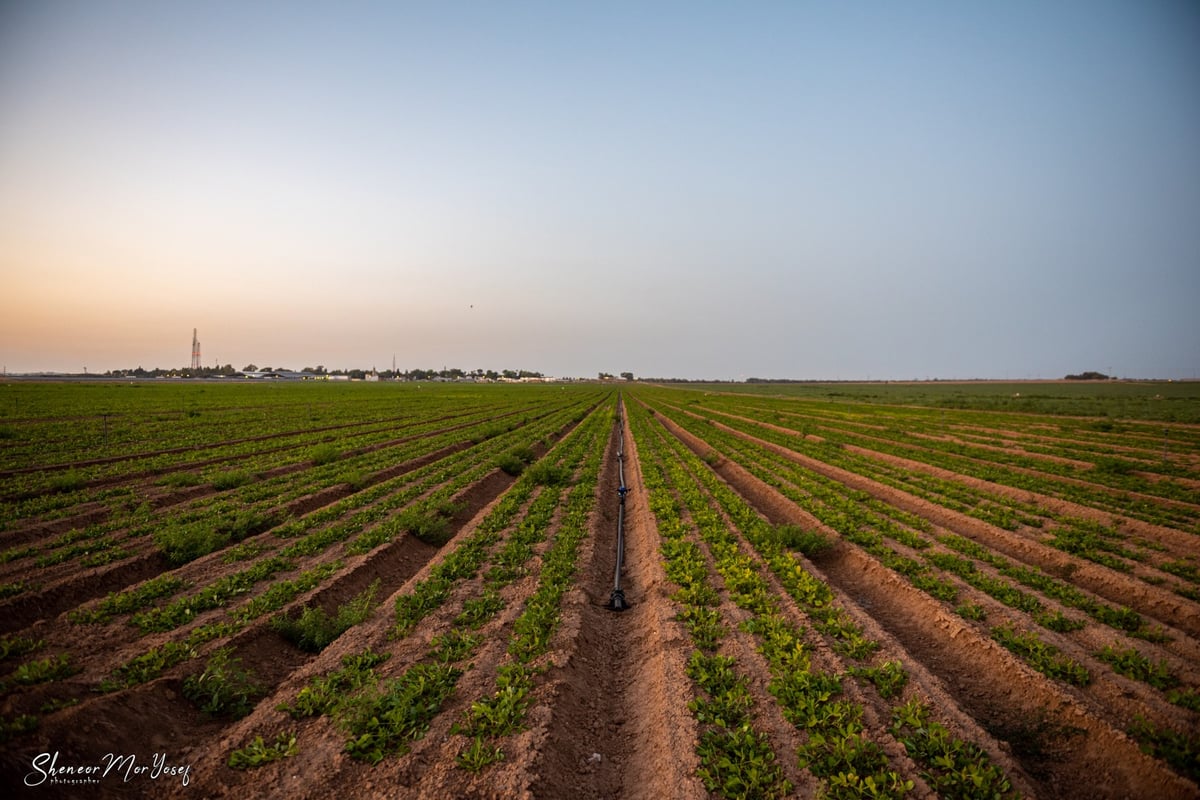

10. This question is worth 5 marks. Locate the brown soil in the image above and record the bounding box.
[529,404,703,800]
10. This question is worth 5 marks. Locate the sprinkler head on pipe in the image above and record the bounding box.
[607,588,629,611]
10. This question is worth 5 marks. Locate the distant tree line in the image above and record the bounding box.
[384,368,545,381]
[1064,371,1111,381]
[102,365,546,381]
[105,365,239,378]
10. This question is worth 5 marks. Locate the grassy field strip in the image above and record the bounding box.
[754,398,1199,476]
[0,384,601,518]
[0,419,508,607]
[0,404,495,525]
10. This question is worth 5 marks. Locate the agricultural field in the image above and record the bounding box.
[0,379,1197,799]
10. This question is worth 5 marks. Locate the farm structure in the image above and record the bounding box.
[0,380,1197,798]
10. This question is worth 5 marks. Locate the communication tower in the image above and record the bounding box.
[191,329,201,370]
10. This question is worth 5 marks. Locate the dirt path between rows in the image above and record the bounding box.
[531,402,703,800]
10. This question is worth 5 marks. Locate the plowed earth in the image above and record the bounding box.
[1,383,1197,799]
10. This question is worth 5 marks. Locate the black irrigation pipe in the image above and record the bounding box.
[607,400,631,611]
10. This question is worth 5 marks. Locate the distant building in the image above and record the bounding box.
[238,369,319,380]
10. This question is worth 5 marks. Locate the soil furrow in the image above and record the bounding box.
[532,408,704,800]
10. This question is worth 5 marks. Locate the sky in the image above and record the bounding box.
[1,1,1198,380]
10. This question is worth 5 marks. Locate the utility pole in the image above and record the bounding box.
[191,329,202,371]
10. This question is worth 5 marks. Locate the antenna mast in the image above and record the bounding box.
[191,328,201,370]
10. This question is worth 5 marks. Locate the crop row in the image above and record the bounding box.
[449,405,608,770]
[255,399,612,770]
[0,392,594,593]
[679,393,1199,532]
[0,388,574,526]
[632,406,793,799]
[0,391,605,742]
[629,399,1021,799]
[699,381,1200,424]
[0,382,506,469]
[660,397,1199,599]
[656,406,1197,691]
[90,401,596,682]
[638,395,1200,784]
[710,390,1200,473]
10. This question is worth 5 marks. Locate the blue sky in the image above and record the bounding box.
[1,1,1197,379]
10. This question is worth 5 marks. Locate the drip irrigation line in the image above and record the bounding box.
[608,400,631,611]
